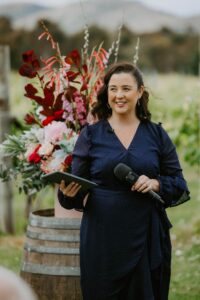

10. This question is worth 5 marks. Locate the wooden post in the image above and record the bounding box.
[0,45,14,233]
[198,35,200,79]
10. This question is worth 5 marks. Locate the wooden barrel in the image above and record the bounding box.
[20,208,82,300]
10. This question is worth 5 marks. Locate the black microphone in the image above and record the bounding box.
[114,163,164,204]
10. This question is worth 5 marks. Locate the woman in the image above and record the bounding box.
[58,62,190,300]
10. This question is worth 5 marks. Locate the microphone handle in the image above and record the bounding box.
[125,173,138,184]
[126,172,164,204]
[130,171,164,204]
[148,190,165,204]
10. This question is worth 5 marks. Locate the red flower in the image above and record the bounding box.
[54,110,64,118]
[24,113,37,125]
[19,50,40,78]
[42,110,64,126]
[19,64,38,78]
[24,83,58,117]
[65,49,81,66]
[22,50,37,64]
[28,144,41,164]
[42,116,55,126]
[24,84,43,105]
[43,84,55,107]
[66,71,79,81]
[64,154,73,167]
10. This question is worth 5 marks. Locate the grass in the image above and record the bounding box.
[0,72,200,299]
[0,236,24,273]
[168,166,200,299]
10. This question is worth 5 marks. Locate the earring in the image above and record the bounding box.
[107,103,112,110]
[137,99,140,106]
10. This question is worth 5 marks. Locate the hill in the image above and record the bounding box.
[0,0,199,34]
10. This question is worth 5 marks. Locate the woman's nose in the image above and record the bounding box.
[116,90,124,98]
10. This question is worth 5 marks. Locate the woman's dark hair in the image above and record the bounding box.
[91,62,151,121]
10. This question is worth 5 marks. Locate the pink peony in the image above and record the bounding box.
[43,121,69,144]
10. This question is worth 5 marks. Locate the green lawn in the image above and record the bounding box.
[168,174,200,299]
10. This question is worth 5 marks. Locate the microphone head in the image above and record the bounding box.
[114,163,132,181]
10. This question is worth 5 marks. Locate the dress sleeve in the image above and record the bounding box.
[157,124,190,207]
[57,125,91,211]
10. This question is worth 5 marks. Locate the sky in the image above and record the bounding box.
[0,0,200,17]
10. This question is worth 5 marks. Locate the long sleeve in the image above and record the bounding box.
[157,124,190,207]
[58,125,91,210]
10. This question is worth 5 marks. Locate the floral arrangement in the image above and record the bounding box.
[0,23,110,195]
[0,21,140,196]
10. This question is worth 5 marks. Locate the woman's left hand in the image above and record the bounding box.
[131,175,160,193]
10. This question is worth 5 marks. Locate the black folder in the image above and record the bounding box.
[41,171,98,191]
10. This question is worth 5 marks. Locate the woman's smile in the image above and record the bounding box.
[115,100,127,107]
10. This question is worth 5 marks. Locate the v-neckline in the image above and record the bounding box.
[105,119,142,151]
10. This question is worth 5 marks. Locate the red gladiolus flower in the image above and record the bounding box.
[81,80,88,92]
[66,71,79,81]
[71,49,81,65]
[82,64,88,74]
[42,116,55,126]
[65,49,81,66]
[54,110,64,118]
[42,110,64,126]
[28,144,41,164]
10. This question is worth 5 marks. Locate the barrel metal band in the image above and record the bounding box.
[29,218,81,229]
[26,230,80,242]
[24,244,79,255]
[21,262,80,276]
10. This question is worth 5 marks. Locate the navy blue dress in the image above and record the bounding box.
[58,119,190,300]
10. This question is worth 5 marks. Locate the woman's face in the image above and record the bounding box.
[107,72,143,117]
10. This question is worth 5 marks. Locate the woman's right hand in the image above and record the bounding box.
[59,180,82,197]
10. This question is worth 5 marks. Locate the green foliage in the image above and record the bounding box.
[173,102,199,167]
[0,134,45,195]
[0,237,23,273]
[0,134,25,156]
[147,73,199,169]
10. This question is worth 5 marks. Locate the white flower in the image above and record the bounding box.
[39,142,54,156]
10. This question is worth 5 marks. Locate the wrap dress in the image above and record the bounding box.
[58,119,190,300]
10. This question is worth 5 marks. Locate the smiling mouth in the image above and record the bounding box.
[115,101,127,106]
